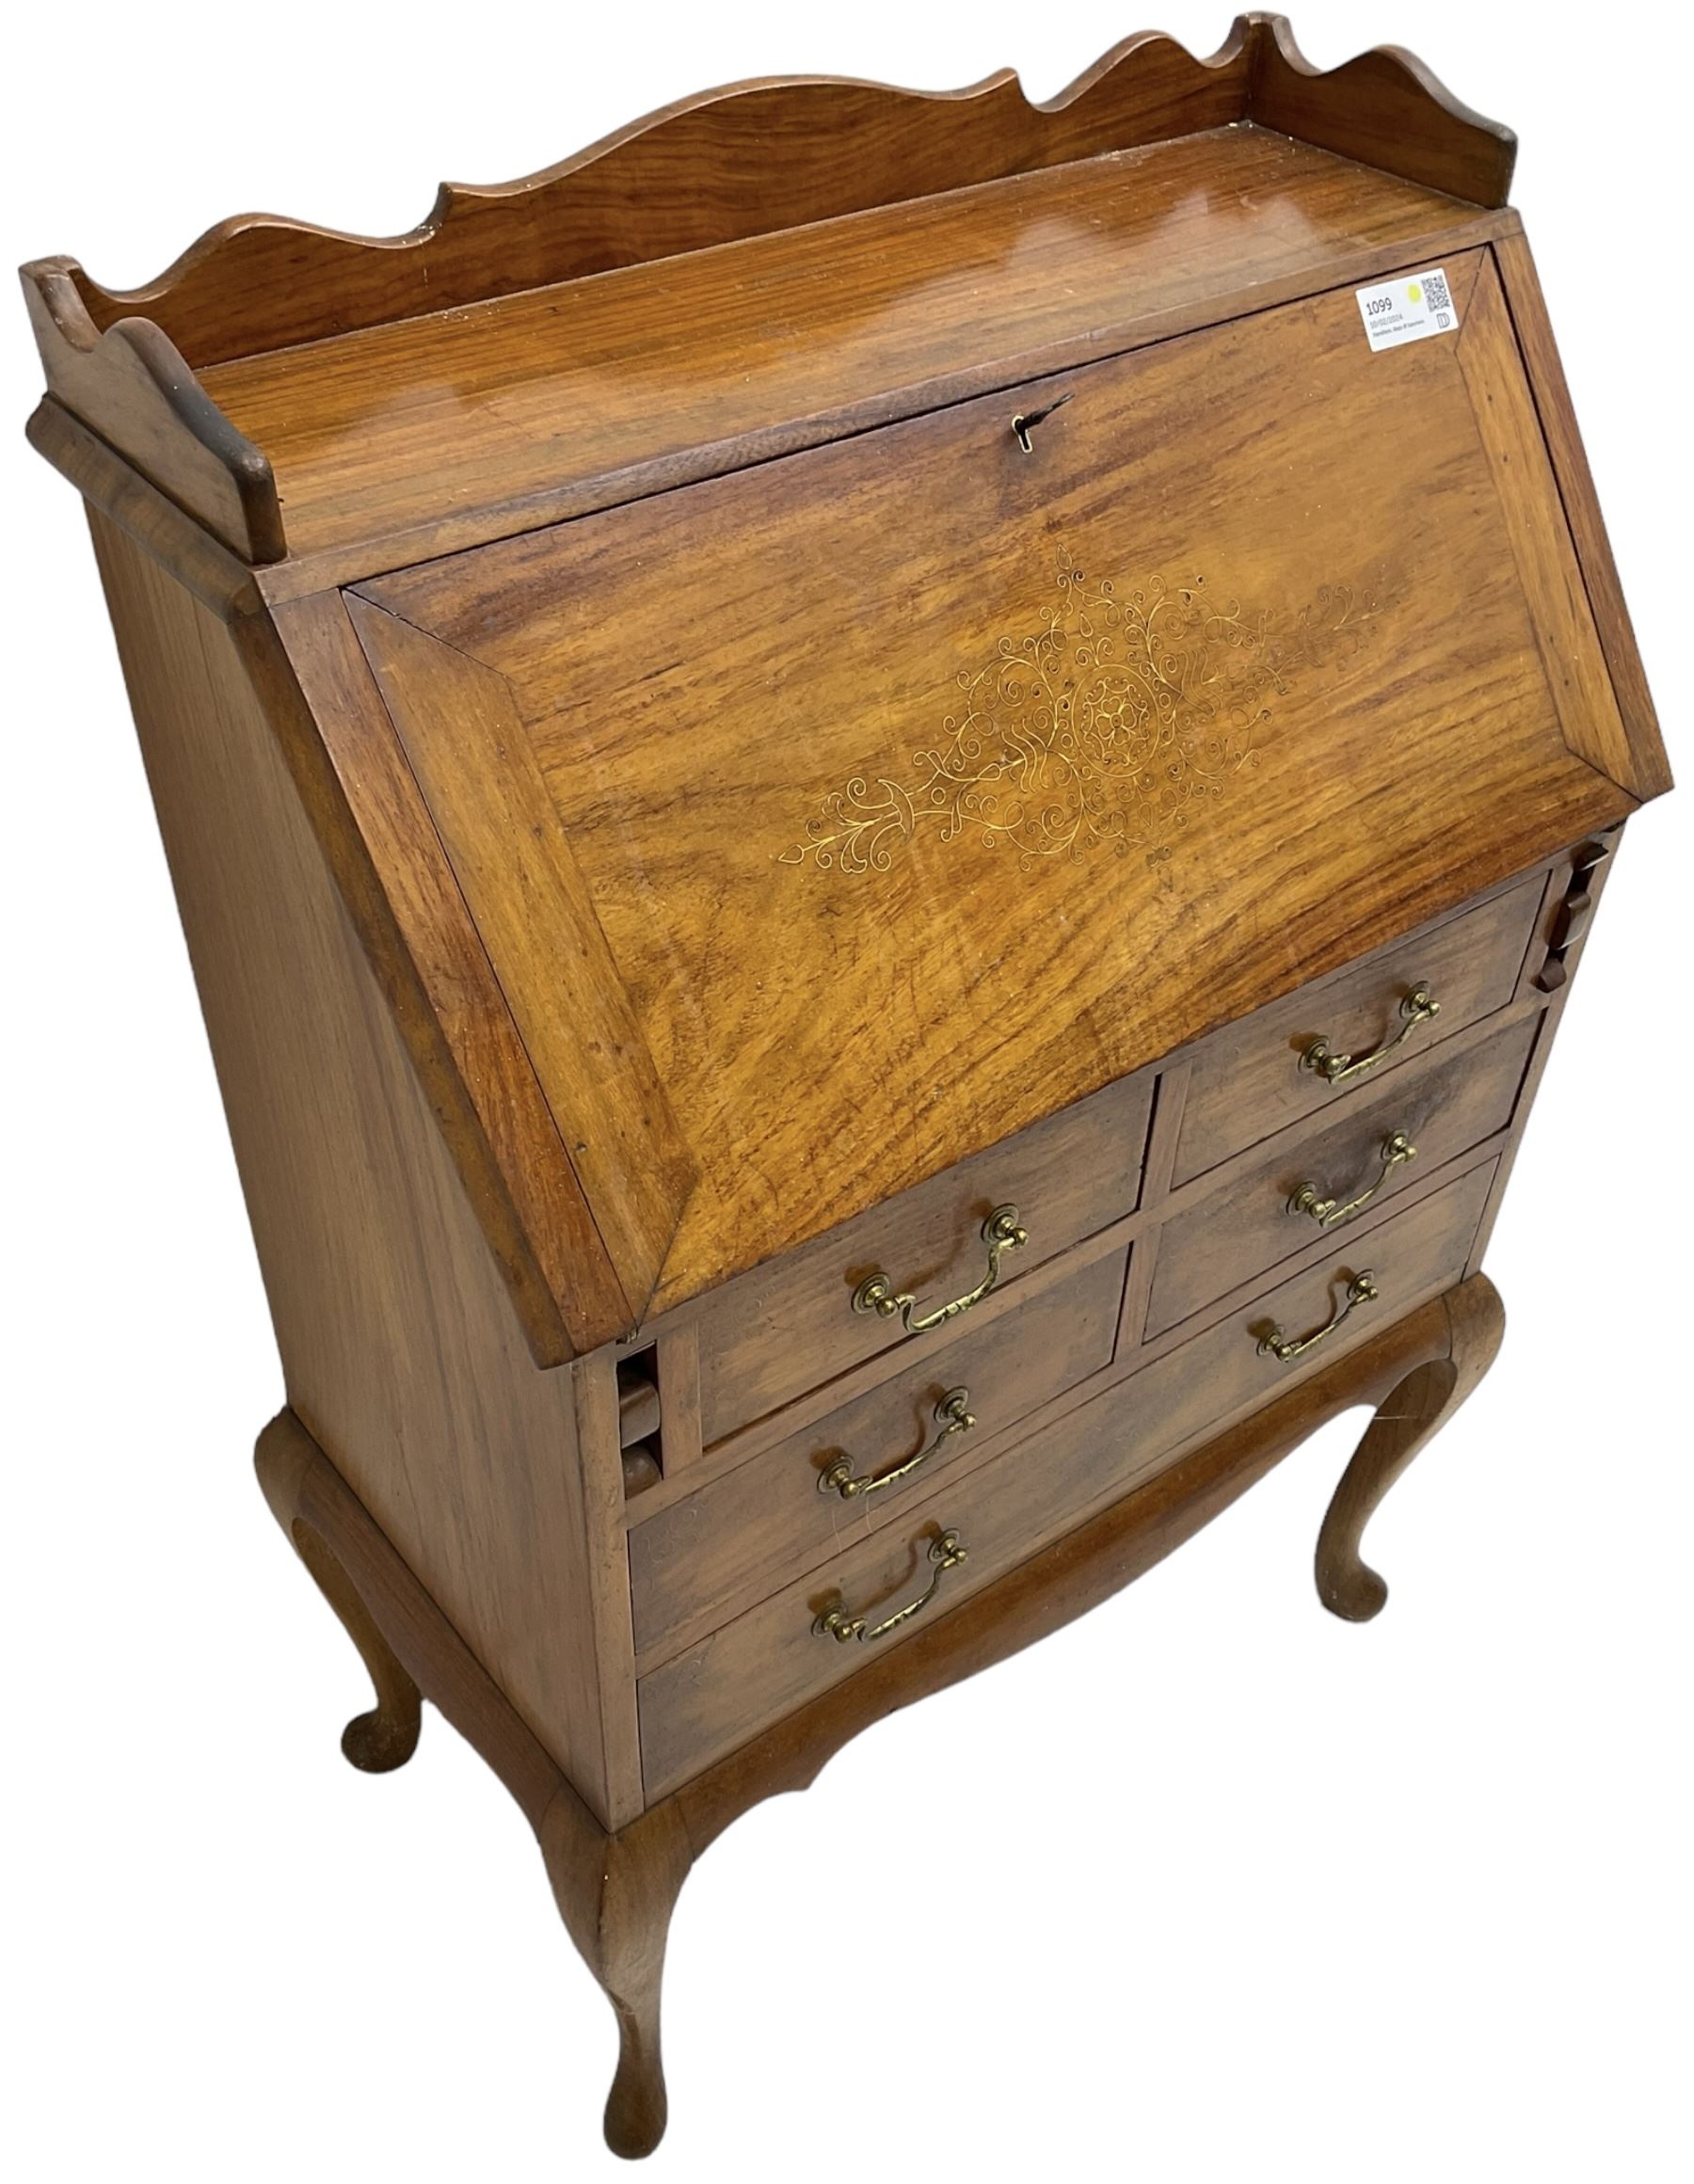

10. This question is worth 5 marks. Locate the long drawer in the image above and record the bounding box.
[639,1158,1496,1799]
[1146,1011,1537,1338]
[691,1071,1152,1446]
[1172,873,1542,1187]
[631,1247,1127,1664]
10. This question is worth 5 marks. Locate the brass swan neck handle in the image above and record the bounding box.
[812,1530,969,1645]
[1257,1272,1380,1363]
[1302,984,1440,1086]
[852,1206,1029,1333]
[1287,1131,1417,1228]
[818,1389,976,1500]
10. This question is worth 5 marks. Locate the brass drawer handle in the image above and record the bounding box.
[1257,1272,1379,1363]
[1287,1131,1417,1229]
[852,1205,1028,1332]
[812,1529,968,1644]
[1302,984,1440,1086]
[818,1388,975,1500]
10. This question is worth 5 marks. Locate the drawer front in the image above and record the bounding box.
[692,1072,1151,1445]
[1146,1012,1537,1339]
[631,1247,1127,1662]
[639,1160,1495,1798]
[1172,875,1543,1188]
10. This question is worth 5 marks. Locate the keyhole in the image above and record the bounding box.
[1011,391,1073,453]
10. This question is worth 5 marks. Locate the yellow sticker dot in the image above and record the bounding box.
[1408,282,1422,301]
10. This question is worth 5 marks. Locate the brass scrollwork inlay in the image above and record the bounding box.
[778,556,1396,875]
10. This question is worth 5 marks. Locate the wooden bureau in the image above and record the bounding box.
[21,16,1670,2158]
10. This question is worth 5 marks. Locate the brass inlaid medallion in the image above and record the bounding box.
[778,557,1395,873]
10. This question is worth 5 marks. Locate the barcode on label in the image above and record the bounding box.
[1353,266,1461,352]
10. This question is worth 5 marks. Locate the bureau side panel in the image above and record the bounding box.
[84,511,631,1827]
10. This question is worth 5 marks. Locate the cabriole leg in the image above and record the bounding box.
[538,1798,693,2160]
[259,1409,697,2156]
[1316,1273,1506,1621]
[255,1425,423,1771]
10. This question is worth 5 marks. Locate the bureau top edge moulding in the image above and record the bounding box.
[23,13,1667,1366]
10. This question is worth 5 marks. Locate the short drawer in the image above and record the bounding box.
[631,1247,1127,1663]
[1146,1012,1537,1339]
[692,1071,1153,1446]
[1172,874,1543,1187]
[639,1160,1495,1798]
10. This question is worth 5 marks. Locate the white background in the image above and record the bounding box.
[3,4,1689,2178]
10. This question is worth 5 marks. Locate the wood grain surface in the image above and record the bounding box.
[1457,257,1631,790]
[22,264,284,562]
[1491,231,1671,800]
[21,21,1524,582]
[258,1266,1496,2153]
[47,16,1513,371]
[85,512,632,1824]
[1315,1267,1505,1619]
[17,24,1668,2159]
[202,131,1492,572]
[1147,1009,1535,1335]
[689,1073,1151,1445]
[1170,873,1543,1185]
[630,1248,1127,1664]
[270,590,616,1360]
[24,397,261,620]
[638,1159,1496,1797]
[348,598,695,1323]
[359,262,1629,1329]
